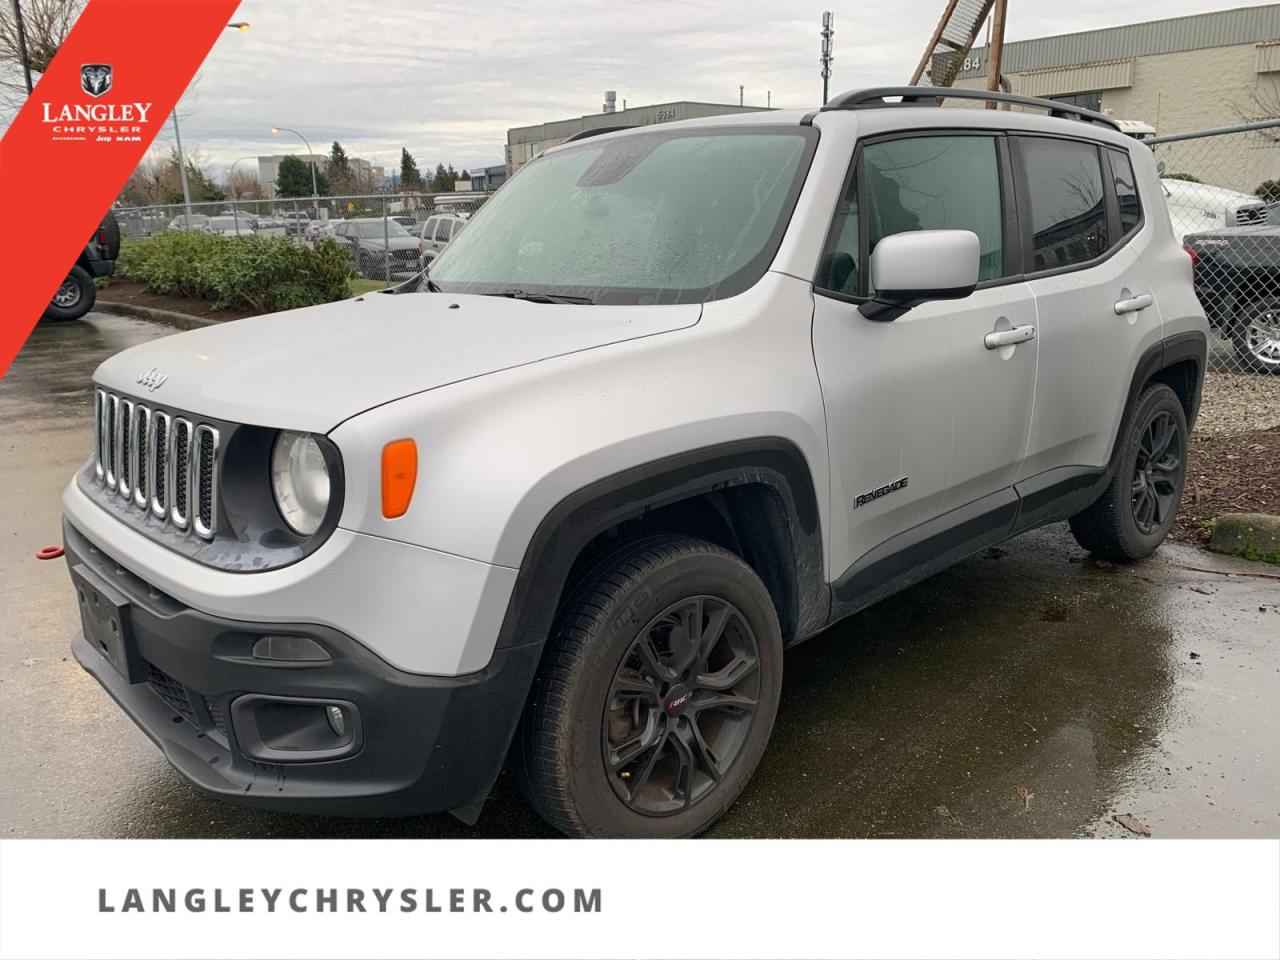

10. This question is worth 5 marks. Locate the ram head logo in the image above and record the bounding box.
[80,64,112,98]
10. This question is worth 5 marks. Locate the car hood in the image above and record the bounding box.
[358,235,421,249]
[93,292,701,433]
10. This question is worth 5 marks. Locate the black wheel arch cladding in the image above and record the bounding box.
[493,438,828,657]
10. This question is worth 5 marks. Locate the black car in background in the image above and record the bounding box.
[1185,202,1280,373]
[44,211,120,322]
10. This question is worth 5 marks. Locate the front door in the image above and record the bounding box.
[812,132,1038,604]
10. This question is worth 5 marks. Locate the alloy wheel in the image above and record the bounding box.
[1131,410,1182,535]
[602,595,760,816]
[53,279,81,308]
[1245,309,1280,370]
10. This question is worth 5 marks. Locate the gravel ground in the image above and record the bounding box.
[1195,371,1280,436]
[1176,426,1280,543]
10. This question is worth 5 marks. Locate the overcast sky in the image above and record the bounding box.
[105,0,1280,177]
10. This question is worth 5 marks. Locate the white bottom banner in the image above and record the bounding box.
[1,839,1277,959]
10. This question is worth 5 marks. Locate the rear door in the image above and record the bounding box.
[1014,137,1163,482]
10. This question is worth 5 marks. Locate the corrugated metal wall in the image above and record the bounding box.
[955,3,1280,79]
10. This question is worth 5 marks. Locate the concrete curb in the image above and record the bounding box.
[95,299,223,330]
[1208,513,1280,565]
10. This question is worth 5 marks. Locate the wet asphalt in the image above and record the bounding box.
[1,313,1277,839]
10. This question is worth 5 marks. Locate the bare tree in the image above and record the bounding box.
[0,0,84,109]
[224,167,264,200]
[1229,82,1280,142]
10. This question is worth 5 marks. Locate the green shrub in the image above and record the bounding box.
[117,232,354,313]
[1254,179,1280,203]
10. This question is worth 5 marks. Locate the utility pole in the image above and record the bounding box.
[821,11,834,105]
[739,84,744,107]
[171,112,195,228]
[10,0,32,93]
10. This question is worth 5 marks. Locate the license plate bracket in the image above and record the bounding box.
[71,563,144,683]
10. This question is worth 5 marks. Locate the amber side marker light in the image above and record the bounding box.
[381,439,418,518]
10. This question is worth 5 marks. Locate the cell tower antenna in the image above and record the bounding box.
[821,12,834,105]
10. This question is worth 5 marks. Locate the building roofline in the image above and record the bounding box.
[508,100,768,138]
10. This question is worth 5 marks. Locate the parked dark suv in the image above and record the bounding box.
[44,211,120,322]
[1185,202,1280,373]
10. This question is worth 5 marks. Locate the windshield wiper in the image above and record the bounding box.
[486,290,594,305]
[423,275,443,293]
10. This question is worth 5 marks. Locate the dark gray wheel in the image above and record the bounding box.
[42,265,95,321]
[1069,382,1188,560]
[1231,301,1280,374]
[515,535,782,838]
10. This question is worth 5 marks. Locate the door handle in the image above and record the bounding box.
[984,325,1036,350]
[1114,293,1153,315]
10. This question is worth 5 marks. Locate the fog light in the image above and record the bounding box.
[326,704,346,737]
[252,635,330,662]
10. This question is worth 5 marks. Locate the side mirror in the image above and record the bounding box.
[860,229,981,321]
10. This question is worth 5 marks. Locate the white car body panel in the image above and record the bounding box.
[91,294,701,434]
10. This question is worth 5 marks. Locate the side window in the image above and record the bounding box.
[423,217,439,239]
[816,135,1004,297]
[864,135,1005,289]
[1018,137,1108,271]
[1107,148,1142,238]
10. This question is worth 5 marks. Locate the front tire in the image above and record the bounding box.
[1069,382,1188,560]
[42,265,95,321]
[516,535,783,838]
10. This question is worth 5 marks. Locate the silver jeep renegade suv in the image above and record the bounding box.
[63,88,1207,837]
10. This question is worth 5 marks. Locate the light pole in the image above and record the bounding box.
[171,22,249,228]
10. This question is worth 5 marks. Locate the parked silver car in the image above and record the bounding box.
[63,88,1207,839]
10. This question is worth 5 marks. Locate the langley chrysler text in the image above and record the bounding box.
[64,88,1207,837]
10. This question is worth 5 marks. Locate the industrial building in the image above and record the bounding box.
[506,92,769,177]
[257,153,374,198]
[953,4,1280,191]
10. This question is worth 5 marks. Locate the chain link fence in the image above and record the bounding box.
[114,191,491,283]
[1147,119,1280,377]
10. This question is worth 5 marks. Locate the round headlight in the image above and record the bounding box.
[271,431,330,536]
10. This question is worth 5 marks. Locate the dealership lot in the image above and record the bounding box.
[1,313,1276,840]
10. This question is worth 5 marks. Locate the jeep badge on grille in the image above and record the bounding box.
[136,367,168,392]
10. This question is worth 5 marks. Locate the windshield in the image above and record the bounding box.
[355,220,409,238]
[428,126,817,304]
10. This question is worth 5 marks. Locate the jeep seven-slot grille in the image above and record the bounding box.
[92,389,219,540]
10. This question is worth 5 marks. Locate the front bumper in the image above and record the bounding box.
[65,522,542,818]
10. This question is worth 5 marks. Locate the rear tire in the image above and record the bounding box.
[515,535,783,838]
[1230,300,1280,374]
[1069,382,1188,560]
[42,265,95,321]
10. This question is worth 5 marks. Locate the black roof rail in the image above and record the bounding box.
[562,124,637,143]
[820,86,1123,132]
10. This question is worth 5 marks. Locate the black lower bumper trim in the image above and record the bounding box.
[65,519,542,818]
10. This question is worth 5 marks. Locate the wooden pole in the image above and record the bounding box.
[985,0,1008,106]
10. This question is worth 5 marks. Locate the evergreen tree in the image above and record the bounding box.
[400,148,424,191]
[276,154,328,197]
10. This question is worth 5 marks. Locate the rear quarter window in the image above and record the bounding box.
[1017,136,1108,271]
